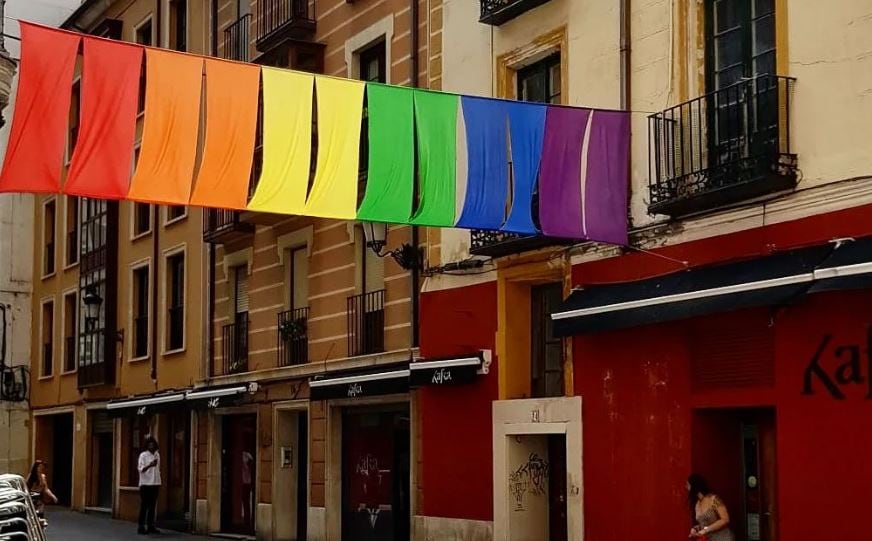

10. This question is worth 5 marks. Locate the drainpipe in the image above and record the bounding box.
[410,0,420,349]
[620,0,632,227]
[208,0,218,380]
[151,1,162,384]
[620,0,631,111]
[211,0,218,57]
[151,208,159,383]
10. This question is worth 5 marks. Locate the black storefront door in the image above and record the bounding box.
[51,413,74,507]
[341,406,410,541]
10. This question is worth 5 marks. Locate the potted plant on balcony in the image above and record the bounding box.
[279,317,307,342]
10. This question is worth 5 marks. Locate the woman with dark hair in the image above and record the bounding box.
[687,474,733,540]
[26,460,57,515]
[137,436,161,535]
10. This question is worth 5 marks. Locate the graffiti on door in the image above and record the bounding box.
[508,453,549,511]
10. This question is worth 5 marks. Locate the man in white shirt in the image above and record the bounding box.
[137,436,161,535]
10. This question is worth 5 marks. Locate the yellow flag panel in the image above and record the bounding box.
[303,77,365,220]
[247,68,315,215]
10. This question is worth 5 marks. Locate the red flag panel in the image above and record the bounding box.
[65,38,143,199]
[0,23,80,193]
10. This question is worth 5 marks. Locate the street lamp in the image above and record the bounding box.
[82,285,125,343]
[82,285,102,331]
[361,222,421,271]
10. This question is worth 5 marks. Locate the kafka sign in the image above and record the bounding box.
[803,329,872,400]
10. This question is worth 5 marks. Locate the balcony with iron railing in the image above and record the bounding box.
[347,290,385,357]
[278,307,308,366]
[648,74,797,217]
[256,0,316,52]
[479,0,552,26]
[224,13,251,62]
[469,193,574,258]
[203,208,254,244]
[222,312,249,375]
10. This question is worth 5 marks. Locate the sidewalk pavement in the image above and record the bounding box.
[45,508,216,541]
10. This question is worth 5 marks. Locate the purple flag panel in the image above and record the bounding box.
[538,107,591,239]
[583,111,630,245]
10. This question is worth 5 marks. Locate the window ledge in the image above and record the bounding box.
[164,215,188,227]
[163,347,186,357]
[41,272,56,281]
[63,261,79,271]
[38,374,54,381]
[129,355,150,363]
[131,231,152,241]
[60,369,77,376]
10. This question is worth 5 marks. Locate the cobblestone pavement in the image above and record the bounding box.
[45,509,215,541]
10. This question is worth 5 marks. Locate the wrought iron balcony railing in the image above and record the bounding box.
[224,13,251,62]
[648,74,797,217]
[222,312,249,375]
[479,0,552,26]
[469,230,573,258]
[347,290,385,357]
[256,0,316,51]
[203,208,254,244]
[278,307,308,366]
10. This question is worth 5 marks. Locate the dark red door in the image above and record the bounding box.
[342,407,410,541]
[221,414,257,535]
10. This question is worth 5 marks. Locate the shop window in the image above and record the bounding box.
[126,415,154,486]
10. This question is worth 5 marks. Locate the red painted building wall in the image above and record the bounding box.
[416,203,872,539]
[574,290,872,541]
[419,281,499,521]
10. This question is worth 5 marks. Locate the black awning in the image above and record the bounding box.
[106,391,187,418]
[185,384,252,410]
[409,354,485,387]
[552,237,872,337]
[309,362,410,401]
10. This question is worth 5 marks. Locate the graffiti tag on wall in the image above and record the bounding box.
[508,453,549,511]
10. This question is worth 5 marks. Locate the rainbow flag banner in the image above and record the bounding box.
[0,22,630,246]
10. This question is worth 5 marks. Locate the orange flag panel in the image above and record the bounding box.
[189,59,260,210]
[126,49,203,205]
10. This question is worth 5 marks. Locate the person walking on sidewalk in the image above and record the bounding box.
[137,437,161,535]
